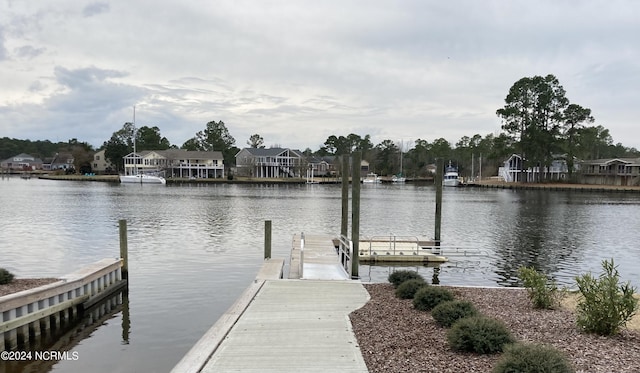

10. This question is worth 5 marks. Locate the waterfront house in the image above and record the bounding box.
[579,157,640,186]
[306,156,336,177]
[123,150,224,179]
[235,147,303,178]
[498,154,570,182]
[0,153,43,171]
[92,149,115,174]
[43,152,75,171]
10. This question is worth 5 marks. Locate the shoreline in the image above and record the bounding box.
[22,174,640,191]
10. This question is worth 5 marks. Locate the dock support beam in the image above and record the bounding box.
[434,158,443,253]
[351,151,361,279]
[341,155,349,238]
[119,219,129,280]
[264,220,272,259]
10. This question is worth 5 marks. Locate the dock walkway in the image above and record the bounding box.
[199,280,369,372]
[172,234,370,373]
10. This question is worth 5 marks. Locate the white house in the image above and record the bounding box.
[123,149,224,178]
[498,154,571,182]
[235,148,303,178]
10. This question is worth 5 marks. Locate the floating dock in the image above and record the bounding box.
[357,236,448,263]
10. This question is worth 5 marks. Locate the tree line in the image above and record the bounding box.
[3,74,638,178]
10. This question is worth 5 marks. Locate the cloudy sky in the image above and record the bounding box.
[1,0,638,151]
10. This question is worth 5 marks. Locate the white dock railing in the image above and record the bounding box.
[362,235,422,256]
[335,235,353,278]
[0,258,124,351]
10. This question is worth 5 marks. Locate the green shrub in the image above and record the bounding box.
[413,286,454,311]
[492,342,574,373]
[446,315,514,354]
[518,266,563,309]
[395,279,427,299]
[388,270,424,288]
[575,258,639,335]
[0,268,15,285]
[431,300,479,327]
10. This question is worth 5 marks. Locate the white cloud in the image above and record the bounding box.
[0,0,638,151]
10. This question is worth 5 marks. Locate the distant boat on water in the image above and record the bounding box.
[362,173,381,183]
[119,106,166,185]
[443,161,460,187]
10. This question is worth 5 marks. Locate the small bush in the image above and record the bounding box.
[575,258,639,335]
[492,342,574,373]
[413,286,454,311]
[431,300,479,327]
[388,270,424,288]
[446,315,514,354]
[395,279,427,299]
[0,268,15,285]
[518,266,563,309]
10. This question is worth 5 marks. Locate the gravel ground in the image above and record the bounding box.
[350,284,640,373]
[0,278,59,297]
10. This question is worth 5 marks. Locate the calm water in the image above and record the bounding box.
[1,177,639,372]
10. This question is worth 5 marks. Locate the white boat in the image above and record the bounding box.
[119,107,166,185]
[393,145,406,183]
[120,173,166,184]
[362,173,381,183]
[443,162,460,187]
[392,175,406,183]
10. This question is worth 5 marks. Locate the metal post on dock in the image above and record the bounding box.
[264,220,272,259]
[119,219,129,280]
[341,155,349,238]
[434,158,443,254]
[351,151,361,279]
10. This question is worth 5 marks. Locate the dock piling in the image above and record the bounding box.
[119,219,129,280]
[434,158,443,254]
[341,155,349,238]
[264,220,272,259]
[351,151,361,279]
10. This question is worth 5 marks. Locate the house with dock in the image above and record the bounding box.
[235,147,304,178]
[498,154,640,186]
[498,154,570,183]
[579,157,640,186]
[123,149,224,179]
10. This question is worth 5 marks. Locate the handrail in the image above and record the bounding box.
[363,235,422,256]
[336,235,352,278]
[299,232,305,279]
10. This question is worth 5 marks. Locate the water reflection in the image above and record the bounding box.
[2,178,639,373]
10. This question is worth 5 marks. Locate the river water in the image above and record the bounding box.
[1,177,639,372]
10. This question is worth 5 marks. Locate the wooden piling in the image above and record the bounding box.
[119,219,129,280]
[351,151,361,279]
[341,155,349,238]
[434,158,443,252]
[264,220,272,259]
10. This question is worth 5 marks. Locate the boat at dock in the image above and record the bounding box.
[119,106,166,185]
[444,161,460,187]
[392,174,406,183]
[120,173,166,184]
[362,172,381,183]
